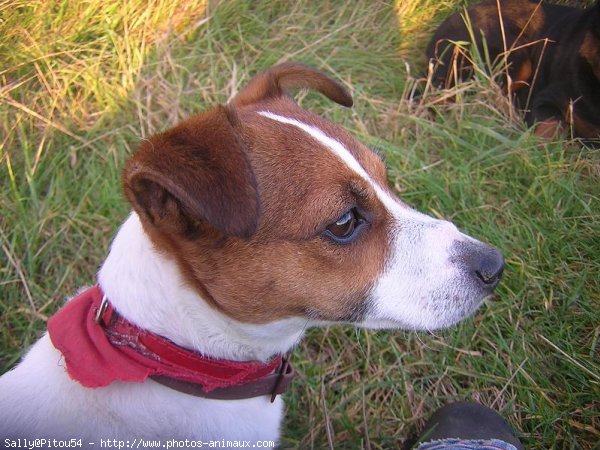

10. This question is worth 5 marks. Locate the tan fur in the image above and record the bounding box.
[510,58,532,93]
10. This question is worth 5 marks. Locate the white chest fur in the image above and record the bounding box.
[0,213,306,440]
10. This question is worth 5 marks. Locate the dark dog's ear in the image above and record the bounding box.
[580,27,600,80]
[578,3,600,80]
[124,106,259,239]
[231,62,353,108]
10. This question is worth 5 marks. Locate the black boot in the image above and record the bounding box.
[413,402,524,450]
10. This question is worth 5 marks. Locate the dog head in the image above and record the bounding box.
[124,63,503,331]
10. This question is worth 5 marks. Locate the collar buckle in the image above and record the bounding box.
[94,294,108,324]
[270,356,295,403]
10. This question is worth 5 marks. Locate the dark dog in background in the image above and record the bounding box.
[426,0,600,141]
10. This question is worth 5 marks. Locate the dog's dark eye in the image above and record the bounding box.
[324,208,365,243]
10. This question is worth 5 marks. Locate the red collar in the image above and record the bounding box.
[47,286,294,401]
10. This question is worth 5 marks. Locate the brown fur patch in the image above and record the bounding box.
[125,67,391,324]
[124,106,259,239]
[580,31,600,80]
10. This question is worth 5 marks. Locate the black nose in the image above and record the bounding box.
[475,255,504,285]
[453,241,505,289]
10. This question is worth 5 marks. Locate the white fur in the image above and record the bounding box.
[258,111,489,331]
[0,213,306,440]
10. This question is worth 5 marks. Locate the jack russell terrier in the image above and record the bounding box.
[0,63,504,442]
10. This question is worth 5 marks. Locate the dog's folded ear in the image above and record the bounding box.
[231,62,353,108]
[124,106,259,239]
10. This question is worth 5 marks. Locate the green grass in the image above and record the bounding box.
[1,0,598,448]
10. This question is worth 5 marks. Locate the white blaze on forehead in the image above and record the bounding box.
[258,110,410,215]
[257,112,482,332]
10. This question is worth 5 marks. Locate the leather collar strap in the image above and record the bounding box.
[47,286,295,402]
[152,357,294,402]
